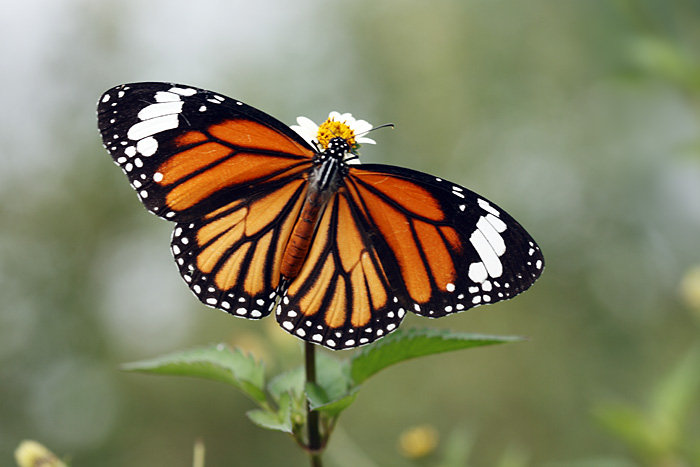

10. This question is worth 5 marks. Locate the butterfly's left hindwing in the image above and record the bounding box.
[97,82,315,221]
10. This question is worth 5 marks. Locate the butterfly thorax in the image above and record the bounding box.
[279,138,350,280]
[312,137,351,191]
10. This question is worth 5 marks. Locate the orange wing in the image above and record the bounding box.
[276,163,544,349]
[99,83,544,349]
[97,83,315,221]
[98,83,317,316]
[275,187,407,349]
[155,119,312,217]
[346,164,544,318]
[172,177,308,318]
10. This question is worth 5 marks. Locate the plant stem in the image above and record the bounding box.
[305,341,323,467]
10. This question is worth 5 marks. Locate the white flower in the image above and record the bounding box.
[291,111,376,153]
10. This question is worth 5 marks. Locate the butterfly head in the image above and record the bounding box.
[325,137,351,159]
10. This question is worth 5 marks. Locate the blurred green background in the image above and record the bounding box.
[2,0,700,465]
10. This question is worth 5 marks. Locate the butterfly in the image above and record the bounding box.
[97,82,544,350]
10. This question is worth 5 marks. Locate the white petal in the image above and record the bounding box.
[328,111,342,121]
[290,124,313,139]
[352,120,372,135]
[295,116,318,130]
[356,136,376,145]
[290,116,319,146]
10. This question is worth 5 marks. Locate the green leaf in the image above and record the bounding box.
[305,382,359,417]
[122,344,267,405]
[268,366,304,401]
[246,393,293,433]
[306,351,357,416]
[315,351,352,401]
[269,352,357,417]
[267,351,350,402]
[349,328,523,385]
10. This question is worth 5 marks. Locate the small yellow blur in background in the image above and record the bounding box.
[397,424,439,459]
[14,441,67,467]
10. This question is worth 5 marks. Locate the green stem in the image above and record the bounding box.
[305,341,323,467]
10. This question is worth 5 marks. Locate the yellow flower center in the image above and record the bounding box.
[316,118,357,150]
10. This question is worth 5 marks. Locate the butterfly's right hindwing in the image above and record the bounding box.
[171,178,309,319]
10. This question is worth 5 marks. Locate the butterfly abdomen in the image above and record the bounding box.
[280,188,328,279]
[280,153,344,279]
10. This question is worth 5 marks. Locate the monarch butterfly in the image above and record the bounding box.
[97,82,543,350]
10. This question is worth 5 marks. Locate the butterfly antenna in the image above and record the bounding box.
[356,123,395,138]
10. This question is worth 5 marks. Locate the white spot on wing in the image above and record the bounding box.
[127,115,179,140]
[468,261,488,283]
[154,91,180,103]
[137,101,184,120]
[485,213,507,233]
[469,229,502,278]
[169,87,197,96]
[477,198,499,217]
[136,137,158,157]
[476,216,506,256]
